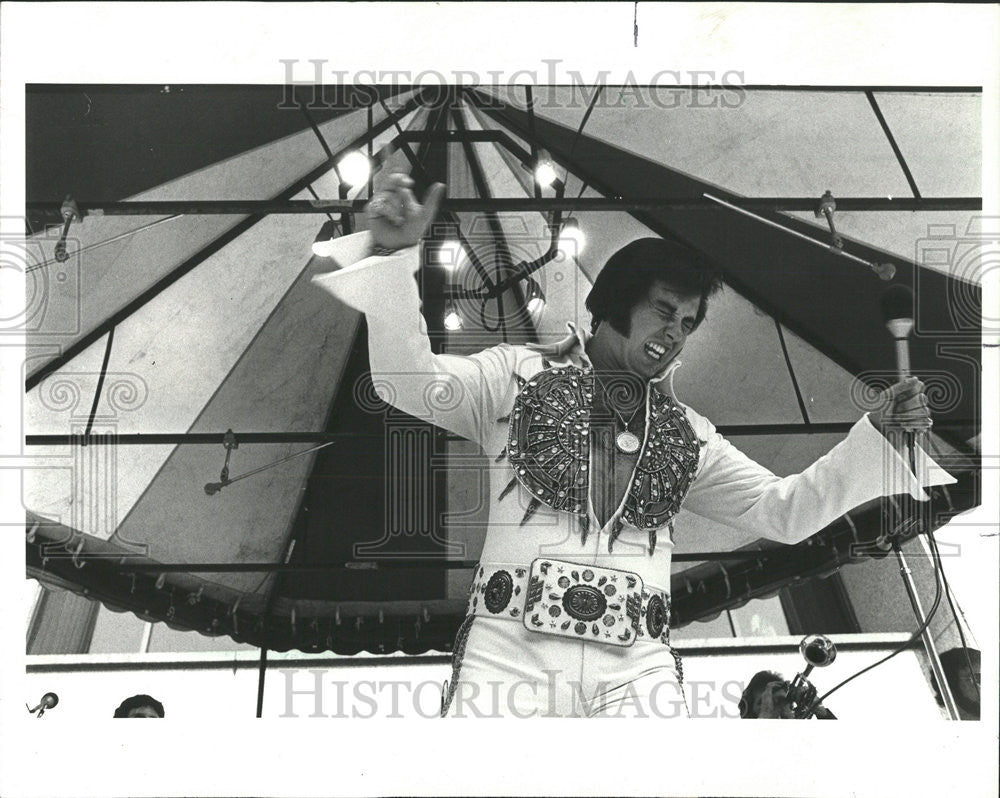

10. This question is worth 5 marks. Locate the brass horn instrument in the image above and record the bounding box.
[787,634,837,718]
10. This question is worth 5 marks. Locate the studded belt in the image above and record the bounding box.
[467,558,672,648]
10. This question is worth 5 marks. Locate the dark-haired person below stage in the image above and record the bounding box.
[113,694,164,718]
[314,173,955,718]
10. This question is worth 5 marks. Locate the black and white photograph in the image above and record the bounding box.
[1,3,997,797]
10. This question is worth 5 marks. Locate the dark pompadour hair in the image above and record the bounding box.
[738,670,785,719]
[114,694,165,718]
[585,237,723,335]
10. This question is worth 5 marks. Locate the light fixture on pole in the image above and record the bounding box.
[336,150,372,188]
[311,220,340,258]
[443,301,463,331]
[557,218,585,258]
[525,276,546,314]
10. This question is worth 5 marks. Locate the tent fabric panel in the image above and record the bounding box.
[26,108,378,370]
[776,322,868,424]
[525,89,916,198]
[24,212,331,538]
[109,441,318,597]
[870,92,981,197]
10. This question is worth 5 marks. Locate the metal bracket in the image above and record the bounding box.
[54,195,82,263]
[815,190,843,250]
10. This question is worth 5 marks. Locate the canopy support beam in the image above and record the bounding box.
[26,196,981,215]
[24,419,978,446]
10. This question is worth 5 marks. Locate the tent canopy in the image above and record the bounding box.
[24,84,981,654]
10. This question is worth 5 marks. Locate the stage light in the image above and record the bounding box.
[336,150,371,187]
[525,276,546,314]
[557,218,585,257]
[534,150,558,188]
[443,302,464,331]
[312,220,340,257]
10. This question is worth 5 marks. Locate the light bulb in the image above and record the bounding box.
[557,219,585,258]
[443,308,463,331]
[525,276,546,315]
[434,240,464,270]
[534,157,558,188]
[336,151,371,187]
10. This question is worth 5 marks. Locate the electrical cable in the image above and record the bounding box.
[926,527,980,703]
[816,521,944,706]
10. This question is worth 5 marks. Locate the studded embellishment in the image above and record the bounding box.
[525,575,543,612]
[520,498,542,526]
[506,366,594,520]
[646,594,667,639]
[562,585,608,621]
[626,593,642,632]
[506,364,700,552]
[440,615,476,718]
[484,570,514,614]
[619,391,700,540]
[498,476,519,502]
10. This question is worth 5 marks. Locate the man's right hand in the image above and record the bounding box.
[365,172,445,253]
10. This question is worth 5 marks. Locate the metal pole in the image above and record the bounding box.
[892,541,960,719]
[255,647,268,718]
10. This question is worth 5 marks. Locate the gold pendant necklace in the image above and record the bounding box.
[593,374,644,454]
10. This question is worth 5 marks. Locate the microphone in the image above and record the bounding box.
[879,284,914,379]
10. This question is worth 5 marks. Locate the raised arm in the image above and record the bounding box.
[311,175,518,448]
[681,409,956,545]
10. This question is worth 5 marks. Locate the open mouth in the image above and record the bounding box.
[644,342,668,361]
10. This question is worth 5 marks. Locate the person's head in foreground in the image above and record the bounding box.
[585,237,723,380]
[113,694,164,718]
[936,647,981,720]
[738,670,795,719]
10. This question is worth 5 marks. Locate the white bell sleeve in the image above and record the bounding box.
[680,410,958,545]
[311,232,519,448]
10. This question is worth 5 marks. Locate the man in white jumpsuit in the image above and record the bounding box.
[314,174,953,718]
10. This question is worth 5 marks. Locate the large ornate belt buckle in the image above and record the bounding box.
[521,558,643,647]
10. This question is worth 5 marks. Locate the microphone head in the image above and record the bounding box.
[880,283,914,323]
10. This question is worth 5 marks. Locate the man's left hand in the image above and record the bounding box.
[870,376,933,438]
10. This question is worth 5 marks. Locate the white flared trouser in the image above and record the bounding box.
[441,616,689,719]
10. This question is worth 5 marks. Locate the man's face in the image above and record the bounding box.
[754,680,795,719]
[125,705,161,718]
[602,280,702,380]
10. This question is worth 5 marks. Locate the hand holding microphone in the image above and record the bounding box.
[870,376,933,438]
[871,284,933,440]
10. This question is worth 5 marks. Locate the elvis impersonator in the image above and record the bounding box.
[314,173,955,718]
